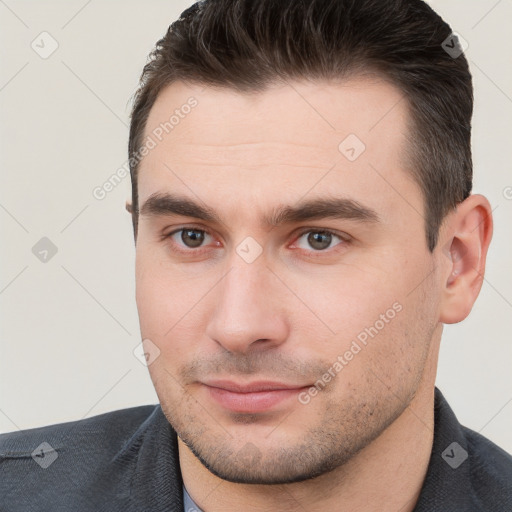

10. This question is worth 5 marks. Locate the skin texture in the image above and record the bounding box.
[132,77,492,511]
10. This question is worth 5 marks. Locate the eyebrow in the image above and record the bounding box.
[139,192,380,227]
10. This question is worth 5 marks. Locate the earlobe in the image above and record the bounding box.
[439,194,493,324]
[126,200,133,214]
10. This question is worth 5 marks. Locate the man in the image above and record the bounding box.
[1,0,511,510]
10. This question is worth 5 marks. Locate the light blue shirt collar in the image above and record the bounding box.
[183,485,204,512]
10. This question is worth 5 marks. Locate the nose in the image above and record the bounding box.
[205,259,289,354]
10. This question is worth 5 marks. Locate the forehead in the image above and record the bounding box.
[137,77,419,228]
[143,76,409,156]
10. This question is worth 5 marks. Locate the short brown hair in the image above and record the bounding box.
[129,0,473,251]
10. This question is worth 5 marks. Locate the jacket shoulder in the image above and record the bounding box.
[0,404,158,458]
[0,404,160,512]
[463,425,512,507]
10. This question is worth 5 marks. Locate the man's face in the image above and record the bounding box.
[135,77,444,483]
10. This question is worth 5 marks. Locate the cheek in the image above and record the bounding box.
[135,268,196,387]
[291,266,404,339]
[135,255,168,336]
[135,245,219,360]
[135,244,184,339]
[290,258,434,374]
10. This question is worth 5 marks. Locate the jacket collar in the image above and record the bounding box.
[112,405,184,512]
[413,387,479,511]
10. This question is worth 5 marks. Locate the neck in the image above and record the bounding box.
[179,343,439,512]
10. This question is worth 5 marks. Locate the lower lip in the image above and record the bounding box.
[205,386,306,413]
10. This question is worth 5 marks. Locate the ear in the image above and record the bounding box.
[439,194,493,324]
[125,200,138,243]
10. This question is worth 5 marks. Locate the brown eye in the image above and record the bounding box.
[295,230,346,252]
[180,229,206,248]
[306,232,333,250]
[165,227,214,253]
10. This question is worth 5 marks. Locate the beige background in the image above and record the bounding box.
[1,0,511,453]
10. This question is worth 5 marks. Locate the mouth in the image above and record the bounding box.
[201,380,311,413]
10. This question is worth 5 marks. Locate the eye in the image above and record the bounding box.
[293,229,348,252]
[166,227,215,251]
